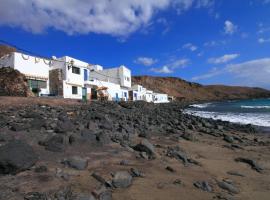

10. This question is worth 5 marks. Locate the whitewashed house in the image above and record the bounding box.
[0,52,50,96]
[0,51,171,103]
[88,65,131,101]
[50,56,93,99]
[153,93,169,103]
[130,84,144,101]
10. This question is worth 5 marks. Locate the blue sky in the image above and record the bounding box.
[0,0,270,88]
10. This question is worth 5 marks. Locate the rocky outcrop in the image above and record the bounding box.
[0,67,33,97]
[0,140,38,174]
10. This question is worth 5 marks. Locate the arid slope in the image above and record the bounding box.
[132,76,270,102]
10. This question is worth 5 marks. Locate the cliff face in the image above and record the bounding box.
[132,76,270,102]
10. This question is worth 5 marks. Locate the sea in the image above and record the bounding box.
[184,98,270,129]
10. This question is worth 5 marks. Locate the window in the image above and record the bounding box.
[84,69,88,81]
[28,79,47,89]
[72,66,80,75]
[72,86,78,95]
[125,76,130,81]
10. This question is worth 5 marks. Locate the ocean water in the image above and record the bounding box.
[184,98,270,127]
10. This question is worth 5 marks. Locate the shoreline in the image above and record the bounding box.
[0,99,269,199]
[185,98,270,133]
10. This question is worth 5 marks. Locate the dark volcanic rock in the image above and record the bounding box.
[92,186,112,200]
[224,135,234,143]
[0,140,38,174]
[133,139,156,159]
[166,146,189,165]
[166,166,176,173]
[227,171,245,177]
[72,193,96,200]
[193,181,213,192]
[55,120,75,134]
[34,165,48,173]
[181,131,197,141]
[235,157,263,173]
[217,181,239,194]
[64,156,88,170]
[112,171,133,188]
[24,192,47,200]
[130,168,144,177]
[41,135,66,152]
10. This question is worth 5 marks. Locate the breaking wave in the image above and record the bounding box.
[184,110,270,127]
[189,103,211,108]
[241,106,270,109]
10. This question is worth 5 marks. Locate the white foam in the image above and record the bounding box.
[190,103,211,108]
[241,106,270,109]
[184,110,270,127]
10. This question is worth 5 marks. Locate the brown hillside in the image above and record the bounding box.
[132,76,270,102]
[0,45,16,58]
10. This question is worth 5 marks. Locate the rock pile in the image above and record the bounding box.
[0,101,266,199]
[0,67,32,97]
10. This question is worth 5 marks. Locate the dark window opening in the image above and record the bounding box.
[72,86,78,95]
[28,79,47,89]
[72,67,80,75]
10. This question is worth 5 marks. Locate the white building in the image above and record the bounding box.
[50,56,95,99]
[0,51,170,103]
[153,93,169,103]
[0,52,50,96]
[88,65,131,101]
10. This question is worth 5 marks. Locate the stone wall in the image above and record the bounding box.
[49,69,63,96]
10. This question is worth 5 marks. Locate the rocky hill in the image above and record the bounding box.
[132,76,270,102]
[0,44,16,58]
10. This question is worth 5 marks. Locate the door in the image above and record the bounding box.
[115,93,119,101]
[82,87,87,101]
[128,91,133,101]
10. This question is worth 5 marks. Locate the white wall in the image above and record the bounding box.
[153,93,169,103]
[0,52,50,95]
[14,53,50,79]
[119,65,131,88]
[63,81,83,99]
[89,65,131,88]
[86,79,124,100]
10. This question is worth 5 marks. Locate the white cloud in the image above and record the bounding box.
[226,58,270,86]
[204,40,227,47]
[150,66,173,73]
[0,0,214,36]
[208,54,240,64]
[150,58,189,74]
[192,67,223,81]
[170,58,190,68]
[258,37,270,43]
[192,58,270,88]
[183,43,198,51]
[156,18,171,35]
[196,0,215,8]
[135,57,157,66]
[224,20,238,35]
